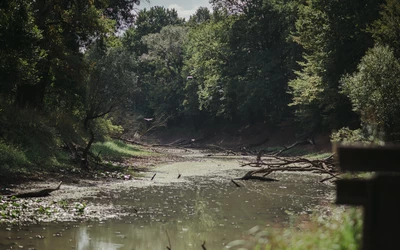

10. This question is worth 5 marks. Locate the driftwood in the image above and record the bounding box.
[272,139,315,156]
[240,154,337,183]
[202,144,237,155]
[201,241,207,250]
[8,182,62,198]
[234,174,279,182]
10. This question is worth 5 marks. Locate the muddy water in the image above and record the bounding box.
[0,159,333,250]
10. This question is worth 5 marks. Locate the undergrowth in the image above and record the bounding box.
[227,207,362,250]
[0,108,69,178]
[0,107,149,180]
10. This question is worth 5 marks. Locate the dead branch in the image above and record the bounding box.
[166,230,172,250]
[240,154,338,182]
[231,179,242,187]
[201,241,207,250]
[203,144,237,155]
[272,139,315,156]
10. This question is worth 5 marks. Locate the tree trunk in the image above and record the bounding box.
[81,129,95,169]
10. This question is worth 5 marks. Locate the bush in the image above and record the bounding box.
[226,207,362,250]
[330,127,384,145]
[341,45,400,141]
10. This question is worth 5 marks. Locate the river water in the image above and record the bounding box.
[1,157,334,250]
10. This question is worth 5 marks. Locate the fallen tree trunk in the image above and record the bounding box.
[8,182,62,198]
[272,139,315,156]
[240,154,337,183]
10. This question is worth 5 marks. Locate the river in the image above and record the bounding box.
[1,153,334,250]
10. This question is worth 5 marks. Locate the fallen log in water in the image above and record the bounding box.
[7,182,62,198]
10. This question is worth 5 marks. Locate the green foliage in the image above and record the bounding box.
[140,25,189,120]
[331,127,384,145]
[270,208,362,250]
[341,45,400,140]
[369,0,400,58]
[0,141,31,177]
[183,17,232,118]
[0,1,43,98]
[184,1,297,123]
[90,117,124,142]
[0,108,63,169]
[74,202,86,215]
[187,7,212,26]
[289,0,384,135]
[84,45,138,125]
[227,208,362,250]
[122,6,184,54]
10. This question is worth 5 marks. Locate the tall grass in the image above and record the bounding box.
[91,140,155,161]
[227,207,362,250]
[0,141,31,177]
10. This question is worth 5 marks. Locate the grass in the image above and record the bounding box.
[227,207,362,250]
[0,141,31,177]
[91,139,156,161]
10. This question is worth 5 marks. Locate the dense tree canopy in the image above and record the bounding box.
[2,0,400,170]
[288,0,385,136]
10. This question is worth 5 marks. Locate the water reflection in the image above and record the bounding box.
[1,173,333,249]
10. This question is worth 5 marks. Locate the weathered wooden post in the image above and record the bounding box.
[336,146,400,250]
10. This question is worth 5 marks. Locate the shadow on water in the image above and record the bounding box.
[1,172,333,250]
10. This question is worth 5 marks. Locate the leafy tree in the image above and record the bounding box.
[369,0,400,58]
[122,6,184,55]
[121,6,185,118]
[187,7,212,26]
[289,0,384,136]
[183,17,233,119]
[84,46,138,129]
[184,0,297,124]
[0,0,140,110]
[80,45,138,166]
[341,45,400,140]
[0,1,43,103]
[140,25,189,121]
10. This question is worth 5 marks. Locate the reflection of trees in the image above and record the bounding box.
[76,225,123,250]
[193,189,217,229]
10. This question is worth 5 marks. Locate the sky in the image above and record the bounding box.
[137,0,212,20]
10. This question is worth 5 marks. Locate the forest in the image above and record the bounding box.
[1,0,400,176]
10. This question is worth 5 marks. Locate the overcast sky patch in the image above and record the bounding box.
[138,0,212,20]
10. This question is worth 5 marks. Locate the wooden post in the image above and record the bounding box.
[336,146,400,250]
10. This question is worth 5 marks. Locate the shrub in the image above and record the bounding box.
[341,45,400,141]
